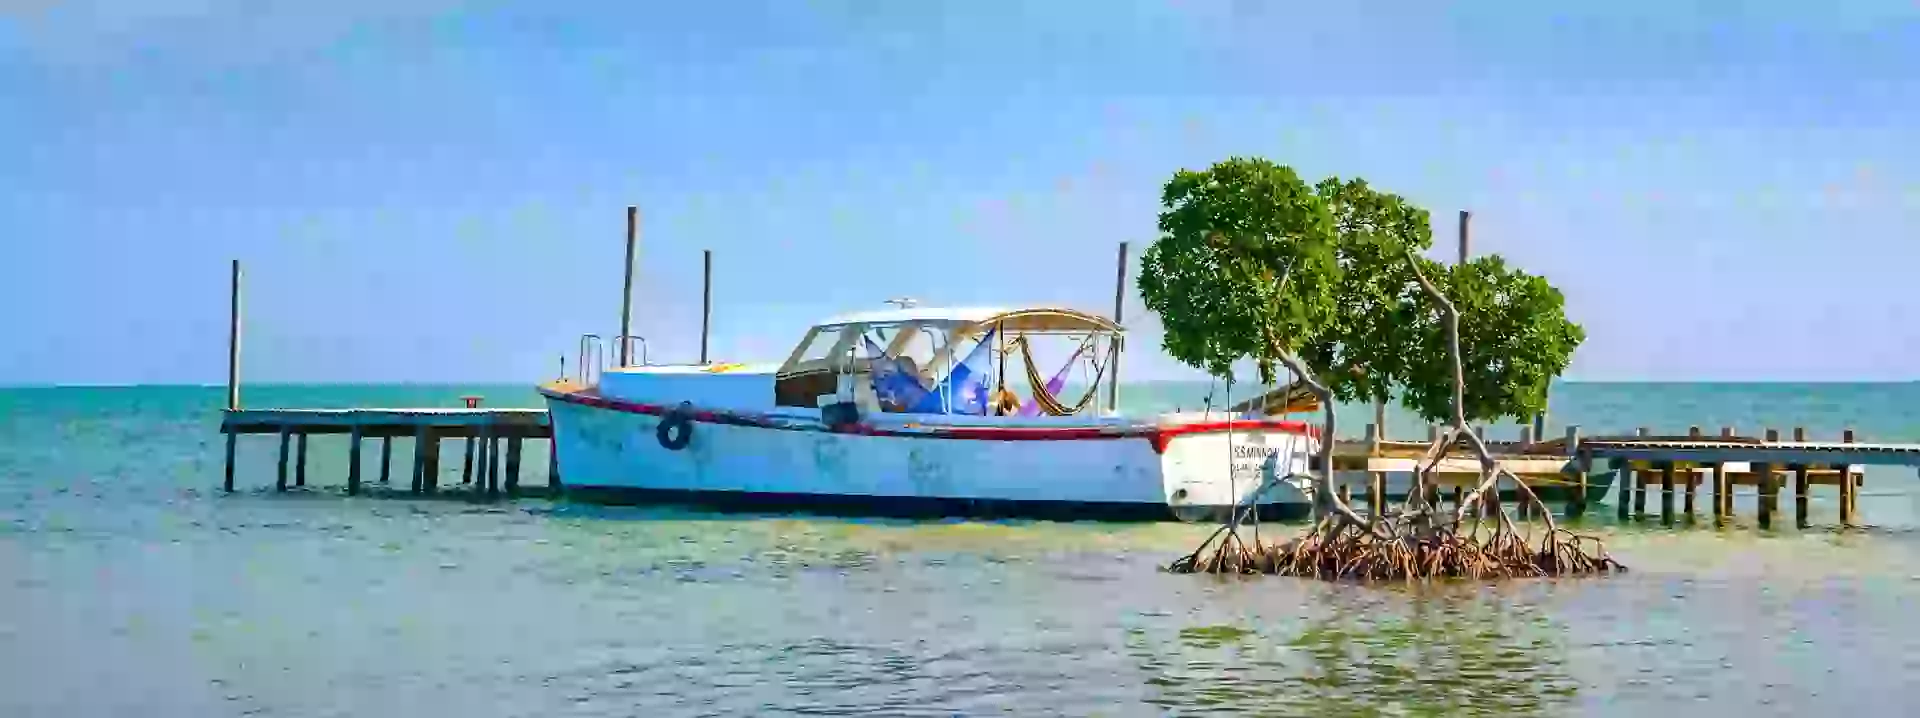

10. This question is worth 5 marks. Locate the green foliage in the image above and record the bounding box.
[1398,255,1587,424]
[1138,157,1584,424]
[1299,178,1434,405]
[1137,157,1336,384]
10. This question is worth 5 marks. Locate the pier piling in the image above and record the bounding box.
[295,433,308,487]
[462,434,476,485]
[277,428,291,491]
[548,440,560,489]
[1683,426,1701,517]
[1632,428,1649,517]
[1841,429,1858,525]
[411,426,427,493]
[506,437,523,496]
[1758,428,1780,528]
[347,424,363,495]
[423,433,441,493]
[1659,462,1675,525]
[1614,458,1631,520]
[223,432,237,494]
[1793,427,1810,528]
[379,436,392,484]
[1567,425,1588,517]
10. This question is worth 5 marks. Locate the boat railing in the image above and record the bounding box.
[615,334,650,367]
[576,334,606,386]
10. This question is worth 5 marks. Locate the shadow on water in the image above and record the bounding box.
[1130,582,1579,716]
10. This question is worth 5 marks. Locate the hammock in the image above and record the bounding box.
[1014,335,1109,417]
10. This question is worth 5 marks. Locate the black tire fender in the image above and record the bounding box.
[656,402,694,451]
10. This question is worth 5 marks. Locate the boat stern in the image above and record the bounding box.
[1154,417,1319,523]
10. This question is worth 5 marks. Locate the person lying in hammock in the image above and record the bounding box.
[989,386,1022,416]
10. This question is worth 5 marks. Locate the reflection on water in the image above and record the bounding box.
[1130,583,1579,716]
[7,384,1920,716]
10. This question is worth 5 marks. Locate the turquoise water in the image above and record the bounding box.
[4,382,1920,716]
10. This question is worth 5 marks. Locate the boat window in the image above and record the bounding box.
[791,328,846,365]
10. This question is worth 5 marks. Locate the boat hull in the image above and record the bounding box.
[541,388,1320,522]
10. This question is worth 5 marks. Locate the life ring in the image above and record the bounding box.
[656,403,694,451]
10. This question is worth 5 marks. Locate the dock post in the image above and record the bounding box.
[295,433,308,487]
[379,436,392,484]
[1683,426,1701,517]
[462,434,476,485]
[1793,427,1810,528]
[226,259,242,412]
[1659,462,1675,525]
[1840,428,1857,525]
[1614,459,1631,520]
[1566,425,1587,517]
[410,426,427,493]
[347,423,363,495]
[506,436,523,497]
[422,431,441,493]
[276,427,291,491]
[547,439,560,490]
[223,429,237,493]
[1759,428,1780,528]
[487,432,503,498]
[1717,426,1735,519]
[700,249,713,365]
[1632,427,1649,517]
[1106,241,1128,413]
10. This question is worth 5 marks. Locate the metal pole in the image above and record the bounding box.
[1106,241,1128,413]
[618,205,639,367]
[226,259,242,410]
[700,249,712,365]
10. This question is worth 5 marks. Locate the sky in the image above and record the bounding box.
[2,0,1916,385]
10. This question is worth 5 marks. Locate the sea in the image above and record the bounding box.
[3,381,1919,716]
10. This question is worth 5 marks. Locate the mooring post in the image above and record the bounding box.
[506,436,523,497]
[1840,428,1858,525]
[379,436,393,484]
[295,433,308,487]
[276,427,291,491]
[700,249,713,365]
[1106,241,1128,414]
[226,259,242,412]
[347,423,363,495]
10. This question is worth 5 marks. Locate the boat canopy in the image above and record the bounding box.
[773,304,1124,411]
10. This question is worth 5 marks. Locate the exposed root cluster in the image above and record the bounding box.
[1169,511,1624,580]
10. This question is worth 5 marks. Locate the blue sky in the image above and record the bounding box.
[2,1,1915,385]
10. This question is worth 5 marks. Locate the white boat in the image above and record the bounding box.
[538,303,1320,521]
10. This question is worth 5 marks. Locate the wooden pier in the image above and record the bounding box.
[220,407,554,497]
